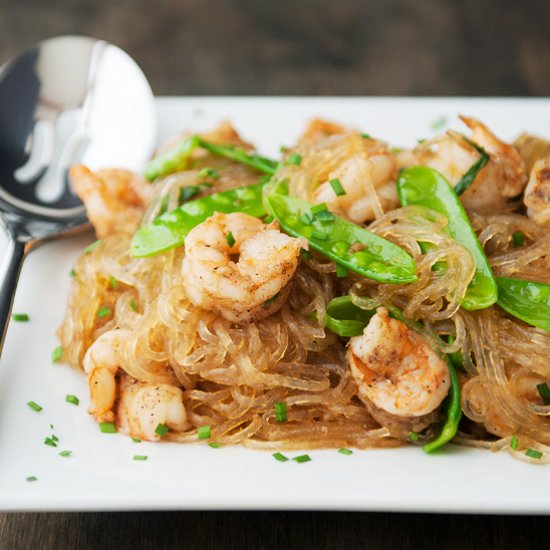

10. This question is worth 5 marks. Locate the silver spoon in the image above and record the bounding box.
[0,35,156,354]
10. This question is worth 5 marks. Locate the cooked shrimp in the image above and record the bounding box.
[524,159,550,227]
[117,375,188,441]
[70,165,152,238]
[409,115,527,212]
[182,212,304,324]
[347,307,450,430]
[83,329,131,423]
[282,120,399,224]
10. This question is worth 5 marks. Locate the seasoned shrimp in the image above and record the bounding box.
[182,212,304,324]
[117,375,188,441]
[409,115,527,212]
[83,329,131,423]
[70,165,152,238]
[524,159,550,227]
[279,120,399,224]
[347,307,450,431]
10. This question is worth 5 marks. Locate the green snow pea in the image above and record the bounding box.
[131,182,266,257]
[422,356,462,453]
[325,296,376,337]
[196,139,278,176]
[496,276,550,331]
[144,136,278,182]
[144,135,200,181]
[398,166,497,310]
[266,194,417,284]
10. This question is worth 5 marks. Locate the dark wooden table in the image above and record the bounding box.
[1,1,549,548]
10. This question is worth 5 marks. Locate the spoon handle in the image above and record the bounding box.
[0,237,26,355]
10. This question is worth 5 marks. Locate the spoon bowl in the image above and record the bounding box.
[0,35,156,353]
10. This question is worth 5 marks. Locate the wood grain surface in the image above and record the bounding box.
[1,0,550,548]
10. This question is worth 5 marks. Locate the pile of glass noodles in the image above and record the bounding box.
[58,118,550,461]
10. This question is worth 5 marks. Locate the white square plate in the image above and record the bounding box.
[1,97,550,513]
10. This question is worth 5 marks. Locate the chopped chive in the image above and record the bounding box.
[51,345,63,363]
[310,202,328,214]
[315,210,335,223]
[208,442,222,448]
[285,153,302,166]
[299,212,314,225]
[26,476,37,482]
[409,432,419,442]
[97,306,111,318]
[335,264,348,278]
[12,313,29,322]
[197,425,211,440]
[417,138,426,144]
[430,116,448,131]
[390,146,403,154]
[226,231,236,247]
[361,133,371,139]
[525,448,543,459]
[27,401,42,412]
[44,437,57,447]
[133,455,148,461]
[292,454,311,463]
[108,276,118,290]
[263,215,274,224]
[84,239,102,254]
[50,424,54,430]
[263,292,281,307]
[198,167,219,180]
[131,437,142,443]
[274,402,287,422]
[300,248,313,260]
[338,448,353,455]
[536,383,550,405]
[99,422,117,434]
[59,450,72,457]
[329,178,346,197]
[272,452,289,462]
[512,231,525,247]
[155,423,169,437]
[129,298,138,312]
[51,434,59,443]
[280,145,288,154]
[65,394,79,406]
[70,268,77,278]
[311,229,328,241]
[547,195,550,201]
[510,435,519,451]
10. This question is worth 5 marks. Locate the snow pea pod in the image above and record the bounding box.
[325,296,376,337]
[398,166,497,310]
[496,276,550,331]
[422,357,462,453]
[144,135,199,181]
[266,194,417,284]
[131,182,266,257]
[196,138,278,176]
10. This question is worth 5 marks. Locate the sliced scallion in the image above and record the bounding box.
[109,276,118,290]
[272,452,289,462]
[512,231,525,247]
[130,299,138,312]
[99,422,117,434]
[26,476,37,482]
[65,394,79,406]
[97,306,111,318]
[409,432,419,442]
[315,210,335,223]
[310,202,328,215]
[27,401,42,412]
[536,383,550,405]
[338,448,353,455]
[208,442,222,449]
[59,450,72,457]
[52,346,63,363]
[226,231,236,247]
[132,438,142,443]
[197,425,211,440]
[44,437,57,447]
[274,402,287,423]
[155,423,169,437]
[285,153,302,166]
[292,454,311,463]
[510,435,519,451]
[133,455,148,461]
[335,264,348,278]
[329,178,346,197]
[12,313,29,322]
[525,448,543,459]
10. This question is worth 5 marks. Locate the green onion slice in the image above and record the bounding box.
[226,231,236,247]
[27,401,42,412]
[197,425,211,440]
[155,423,169,437]
[59,450,72,457]
[292,454,312,463]
[525,448,543,459]
[274,402,287,422]
[285,153,302,166]
[133,455,149,461]
[272,452,289,462]
[12,313,29,322]
[338,448,353,455]
[99,422,117,434]
[97,306,111,318]
[329,178,346,196]
[510,435,519,451]
[26,476,38,482]
[51,345,63,363]
[65,394,79,406]
[536,383,550,405]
